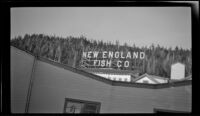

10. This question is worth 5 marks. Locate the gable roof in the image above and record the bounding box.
[11,45,191,89]
[137,76,160,84]
[131,73,170,84]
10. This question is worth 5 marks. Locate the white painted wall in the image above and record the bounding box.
[93,73,131,82]
[171,63,185,80]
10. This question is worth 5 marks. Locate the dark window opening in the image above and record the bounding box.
[154,108,190,113]
[124,78,127,81]
[64,98,101,113]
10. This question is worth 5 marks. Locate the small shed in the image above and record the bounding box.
[170,62,185,80]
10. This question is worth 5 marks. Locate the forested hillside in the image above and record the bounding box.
[11,34,192,78]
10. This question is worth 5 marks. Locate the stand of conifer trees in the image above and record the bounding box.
[11,34,192,78]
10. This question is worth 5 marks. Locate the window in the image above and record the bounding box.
[143,80,149,83]
[124,78,127,82]
[119,78,122,81]
[64,98,101,113]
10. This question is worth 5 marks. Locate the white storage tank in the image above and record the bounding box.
[170,62,185,80]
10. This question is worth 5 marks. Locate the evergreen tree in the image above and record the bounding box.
[11,33,192,78]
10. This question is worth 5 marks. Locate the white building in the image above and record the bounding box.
[132,73,169,84]
[170,62,185,80]
[93,73,131,82]
[80,68,139,82]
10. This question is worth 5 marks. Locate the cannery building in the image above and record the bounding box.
[11,46,192,113]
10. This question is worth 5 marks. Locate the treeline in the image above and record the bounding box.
[11,33,192,78]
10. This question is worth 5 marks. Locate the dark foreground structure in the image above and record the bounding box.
[11,46,191,113]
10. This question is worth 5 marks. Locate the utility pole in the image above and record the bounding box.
[25,43,41,113]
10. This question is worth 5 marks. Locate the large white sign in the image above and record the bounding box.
[82,51,145,68]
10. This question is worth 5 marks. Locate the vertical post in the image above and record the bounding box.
[25,55,37,113]
[25,45,41,113]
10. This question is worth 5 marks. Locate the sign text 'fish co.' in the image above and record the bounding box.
[81,51,145,68]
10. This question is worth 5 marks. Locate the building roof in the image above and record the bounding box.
[169,75,192,82]
[132,73,169,84]
[80,68,139,75]
[171,62,185,66]
[11,45,192,89]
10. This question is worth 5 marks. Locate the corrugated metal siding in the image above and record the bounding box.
[153,85,191,111]
[29,60,191,113]
[29,61,112,113]
[11,47,35,113]
[11,46,191,113]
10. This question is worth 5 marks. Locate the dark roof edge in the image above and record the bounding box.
[11,45,192,89]
[11,45,36,57]
[37,54,191,89]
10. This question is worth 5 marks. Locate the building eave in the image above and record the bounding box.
[11,45,192,89]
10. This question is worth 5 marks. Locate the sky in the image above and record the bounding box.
[11,7,191,50]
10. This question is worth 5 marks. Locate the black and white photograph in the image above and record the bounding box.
[9,2,197,113]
